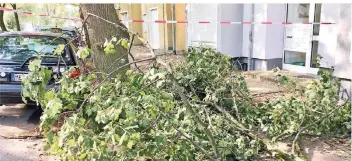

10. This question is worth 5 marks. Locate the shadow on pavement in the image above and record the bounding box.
[0,104,42,138]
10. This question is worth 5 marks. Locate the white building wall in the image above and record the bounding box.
[252,4,267,59]
[333,4,351,80]
[187,4,217,48]
[186,4,351,81]
[218,4,243,57]
[265,4,285,59]
[242,4,252,58]
[318,4,340,69]
[250,4,285,60]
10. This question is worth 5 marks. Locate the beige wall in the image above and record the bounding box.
[166,4,173,50]
[117,3,143,45]
[142,4,168,50]
[117,3,186,51]
[175,4,186,51]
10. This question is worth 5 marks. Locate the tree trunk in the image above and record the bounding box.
[0,4,7,32]
[11,4,21,31]
[79,7,90,48]
[79,4,129,74]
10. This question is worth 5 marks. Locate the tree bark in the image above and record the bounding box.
[79,4,129,74]
[11,4,21,31]
[0,4,7,32]
[79,7,90,48]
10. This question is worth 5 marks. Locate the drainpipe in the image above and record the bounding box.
[171,4,176,54]
[248,4,254,71]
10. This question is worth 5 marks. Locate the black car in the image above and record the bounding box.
[35,26,84,46]
[0,31,79,105]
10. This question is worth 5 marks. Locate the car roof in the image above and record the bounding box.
[0,31,72,39]
[35,26,76,30]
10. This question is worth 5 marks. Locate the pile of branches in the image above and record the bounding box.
[21,14,350,161]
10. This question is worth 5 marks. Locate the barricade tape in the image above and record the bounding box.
[0,7,337,25]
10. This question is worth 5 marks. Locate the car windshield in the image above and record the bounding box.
[0,36,73,64]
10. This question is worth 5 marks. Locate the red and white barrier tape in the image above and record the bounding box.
[0,7,82,22]
[123,20,336,25]
[0,7,337,25]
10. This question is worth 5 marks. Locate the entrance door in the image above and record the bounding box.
[149,9,160,49]
[283,3,321,74]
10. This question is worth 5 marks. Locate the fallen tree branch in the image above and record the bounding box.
[86,12,299,160]
[77,57,157,112]
[0,135,43,140]
[291,102,347,154]
[173,125,217,161]
[165,64,220,160]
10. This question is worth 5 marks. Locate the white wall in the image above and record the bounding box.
[317,4,351,80]
[252,4,267,59]
[218,4,243,57]
[242,4,252,57]
[318,4,340,68]
[265,4,285,59]
[187,4,217,48]
[248,4,285,60]
[333,4,351,80]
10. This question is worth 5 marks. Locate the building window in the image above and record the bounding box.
[284,4,310,66]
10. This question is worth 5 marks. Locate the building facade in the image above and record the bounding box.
[186,3,351,95]
[116,3,351,95]
[116,3,187,52]
[187,4,351,77]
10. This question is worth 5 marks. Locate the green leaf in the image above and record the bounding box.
[104,42,116,55]
[45,98,63,118]
[44,90,55,102]
[131,133,140,141]
[77,47,92,59]
[127,140,134,149]
[54,44,65,55]
[68,139,76,146]
[118,132,126,146]
[28,59,42,71]
[120,39,129,49]
[78,153,87,160]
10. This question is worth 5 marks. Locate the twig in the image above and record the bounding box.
[165,63,220,160]
[128,34,144,74]
[174,127,217,161]
[272,131,290,142]
[130,78,161,97]
[77,57,157,111]
[199,101,249,132]
[0,135,43,139]
[291,100,348,154]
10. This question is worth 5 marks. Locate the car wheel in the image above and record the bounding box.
[25,103,41,109]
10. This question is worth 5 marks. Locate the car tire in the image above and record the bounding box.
[25,103,41,109]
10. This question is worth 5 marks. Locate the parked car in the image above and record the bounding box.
[0,31,79,105]
[34,26,83,46]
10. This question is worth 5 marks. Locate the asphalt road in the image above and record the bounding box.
[0,104,56,161]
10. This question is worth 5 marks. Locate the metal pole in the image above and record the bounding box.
[171,4,176,54]
[248,4,254,71]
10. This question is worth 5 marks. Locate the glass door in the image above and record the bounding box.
[283,3,321,74]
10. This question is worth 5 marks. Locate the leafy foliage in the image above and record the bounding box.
[22,42,350,161]
[257,68,351,138]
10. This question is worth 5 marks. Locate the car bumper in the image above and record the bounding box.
[0,84,58,105]
[0,84,23,104]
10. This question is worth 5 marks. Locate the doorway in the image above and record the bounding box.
[283,3,322,74]
[149,8,160,49]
